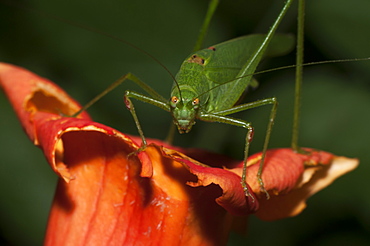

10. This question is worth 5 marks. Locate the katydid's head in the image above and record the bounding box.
[169,91,200,134]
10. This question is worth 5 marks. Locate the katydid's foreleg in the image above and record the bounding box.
[199,113,255,200]
[206,97,278,199]
[72,70,169,150]
[124,90,170,149]
[72,73,165,117]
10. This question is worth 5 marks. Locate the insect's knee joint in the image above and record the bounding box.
[124,90,131,97]
[124,92,132,110]
[247,125,254,143]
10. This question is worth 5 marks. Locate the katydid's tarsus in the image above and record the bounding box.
[75,0,296,199]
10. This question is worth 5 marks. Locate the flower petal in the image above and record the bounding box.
[161,147,258,215]
[0,63,90,144]
[1,63,255,245]
[44,130,235,246]
[1,62,358,242]
[230,148,358,221]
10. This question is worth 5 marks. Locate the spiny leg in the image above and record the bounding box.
[256,98,277,199]
[195,0,293,198]
[71,71,169,153]
[205,97,278,199]
[205,0,293,188]
[124,90,170,152]
[199,113,255,200]
[242,124,254,199]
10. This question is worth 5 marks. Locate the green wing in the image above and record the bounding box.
[204,34,294,84]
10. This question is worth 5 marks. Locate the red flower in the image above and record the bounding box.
[0,63,358,245]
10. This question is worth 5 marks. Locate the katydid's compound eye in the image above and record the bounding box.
[192,98,199,106]
[171,96,179,104]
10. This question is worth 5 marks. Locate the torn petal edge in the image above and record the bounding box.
[160,146,259,216]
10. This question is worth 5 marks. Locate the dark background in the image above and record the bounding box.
[0,0,369,245]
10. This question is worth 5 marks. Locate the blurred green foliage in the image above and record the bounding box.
[0,0,369,245]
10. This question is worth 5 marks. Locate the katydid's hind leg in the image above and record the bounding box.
[124,91,147,151]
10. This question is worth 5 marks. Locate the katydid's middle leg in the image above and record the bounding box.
[203,97,278,199]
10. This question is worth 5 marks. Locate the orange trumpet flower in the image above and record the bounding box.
[0,63,358,245]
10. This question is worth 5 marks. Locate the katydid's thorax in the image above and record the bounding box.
[174,50,216,99]
[169,49,215,133]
